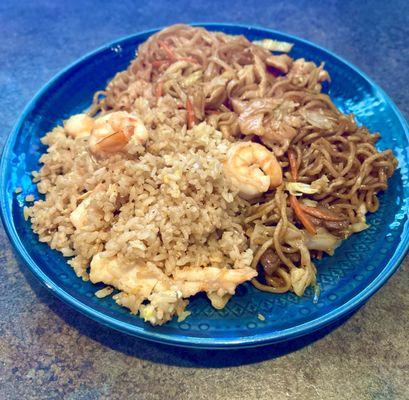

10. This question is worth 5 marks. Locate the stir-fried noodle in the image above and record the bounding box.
[90,24,397,297]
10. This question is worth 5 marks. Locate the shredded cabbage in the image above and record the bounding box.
[357,203,368,223]
[349,222,370,233]
[311,175,329,192]
[312,283,320,304]
[253,39,293,53]
[302,199,318,207]
[285,176,329,196]
[165,60,190,74]
[182,70,203,88]
[285,182,320,196]
[290,264,315,296]
[303,110,335,129]
[358,203,367,217]
[305,228,341,255]
[347,203,369,233]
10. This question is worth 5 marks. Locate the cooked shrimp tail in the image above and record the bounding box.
[224,142,283,199]
[89,111,148,155]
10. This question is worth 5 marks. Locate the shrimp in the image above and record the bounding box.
[64,113,94,138]
[172,266,257,297]
[224,142,283,199]
[89,111,148,155]
[90,253,256,319]
[90,254,256,300]
[90,253,161,298]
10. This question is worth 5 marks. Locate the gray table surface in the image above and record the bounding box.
[0,1,408,399]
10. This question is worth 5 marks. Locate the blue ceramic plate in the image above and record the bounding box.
[1,24,408,349]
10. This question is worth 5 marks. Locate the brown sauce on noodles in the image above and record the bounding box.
[90,25,397,296]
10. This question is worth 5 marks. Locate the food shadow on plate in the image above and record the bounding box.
[18,256,357,368]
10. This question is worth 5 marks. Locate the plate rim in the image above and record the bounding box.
[1,23,409,349]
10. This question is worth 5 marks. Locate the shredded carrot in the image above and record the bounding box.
[299,203,345,222]
[289,195,317,235]
[158,40,175,60]
[288,149,298,181]
[155,81,163,98]
[152,59,170,69]
[287,150,319,233]
[186,97,194,129]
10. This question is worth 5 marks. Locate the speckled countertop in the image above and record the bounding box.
[0,1,408,399]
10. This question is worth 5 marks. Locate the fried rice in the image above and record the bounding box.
[26,97,255,324]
